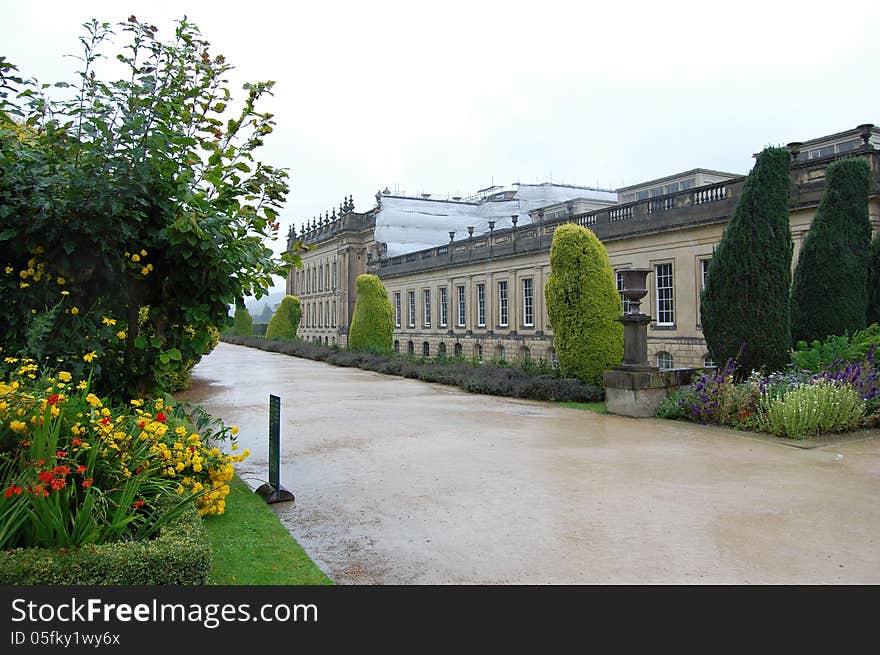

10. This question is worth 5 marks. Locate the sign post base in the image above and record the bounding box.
[255,482,295,505]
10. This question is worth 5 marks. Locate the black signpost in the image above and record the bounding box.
[255,394,295,504]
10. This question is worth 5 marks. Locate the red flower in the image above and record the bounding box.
[35,459,44,467]
[133,499,145,509]
[3,484,22,497]
[38,470,54,484]
[138,421,145,430]
[189,446,195,453]
[53,465,70,477]
[47,394,60,406]
[56,450,67,457]
[71,438,82,447]
[21,440,30,447]
[76,465,87,475]
[51,478,67,491]
[82,478,93,489]
[155,412,166,423]
[99,416,111,425]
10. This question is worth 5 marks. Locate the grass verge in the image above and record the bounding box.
[558,401,608,414]
[203,476,333,585]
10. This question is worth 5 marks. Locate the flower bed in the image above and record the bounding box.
[657,341,879,440]
[0,355,249,552]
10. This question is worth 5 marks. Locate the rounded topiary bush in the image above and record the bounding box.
[231,304,253,336]
[265,295,302,341]
[348,274,394,354]
[545,223,623,386]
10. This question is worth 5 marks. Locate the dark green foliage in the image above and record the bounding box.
[231,304,253,336]
[0,20,305,401]
[792,323,880,373]
[701,146,793,375]
[791,157,873,343]
[265,295,301,341]
[0,502,210,585]
[545,223,623,385]
[222,335,604,403]
[348,274,394,354]
[868,233,880,327]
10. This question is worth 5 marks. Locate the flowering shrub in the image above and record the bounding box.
[0,357,247,549]
[757,380,864,439]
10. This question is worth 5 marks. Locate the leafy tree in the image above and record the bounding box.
[265,295,301,340]
[545,223,623,385]
[348,274,393,354]
[701,146,792,374]
[791,157,873,343]
[231,303,253,337]
[868,232,880,328]
[0,18,304,400]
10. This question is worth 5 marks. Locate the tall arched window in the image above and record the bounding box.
[657,351,674,369]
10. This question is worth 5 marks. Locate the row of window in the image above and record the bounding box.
[301,300,337,329]
[293,260,338,295]
[392,339,551,365]
[393,279,535,330]
[614,258,711,328]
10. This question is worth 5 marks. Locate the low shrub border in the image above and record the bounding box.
[0,501,210,585]
[221,335,603,403]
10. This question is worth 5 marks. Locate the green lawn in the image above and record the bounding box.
[203,476,333,585]
[558,401,608,414]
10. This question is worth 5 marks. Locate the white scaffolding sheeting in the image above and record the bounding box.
[375,184,617,257]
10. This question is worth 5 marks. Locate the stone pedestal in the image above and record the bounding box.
[603,368,695,418]
[620,314,651,370]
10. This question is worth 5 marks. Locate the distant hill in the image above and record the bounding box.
[227,291,286,320]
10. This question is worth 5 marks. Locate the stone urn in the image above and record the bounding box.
[619,268,651,315]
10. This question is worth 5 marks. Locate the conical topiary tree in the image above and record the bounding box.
[545,223,623,385]
[231,302,253,336]
[701,146,792,375]
[791,157,873,344]
[348,274,394,354]
[868,232,880,328]
[265,295,302,341]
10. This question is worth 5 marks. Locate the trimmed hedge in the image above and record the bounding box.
[266,295,302,341]
[231,304,253,337]
[701,146,793,375]
[348,274,394,354]
[0,500,210,585]
[791,157,873,344]
[868,233,880,328]
[545,223,623,386]
[221,335,603,403]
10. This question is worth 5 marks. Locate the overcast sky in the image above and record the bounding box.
[3,0,878,293]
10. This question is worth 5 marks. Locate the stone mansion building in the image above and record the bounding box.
[287,124,880,369]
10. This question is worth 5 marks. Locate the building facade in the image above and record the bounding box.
[288,124,880,367]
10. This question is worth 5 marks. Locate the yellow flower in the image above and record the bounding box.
[131,253,141,263]
[4,266,12,274]
[83,351,97,363]
[116,331,126,340]
[140,249,147,257]
[58,371,72,382]
[19,282,29,288]
[71,306,79,315]
[102,317,117,327]
[34,246,44,254]
[77,380,88,391]
[50,406,60,418]
[57,276,65,285]
[61,290,70,296]
[140,266,150,276]
[9,420,27,433]
[130,399,143,407]
[231,426,239,435]
[85,393,102,408]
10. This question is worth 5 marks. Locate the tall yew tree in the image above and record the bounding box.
[701,146,792,374]
[867,232,880,328]
[0,18,304,399]
[791,157,873,343]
